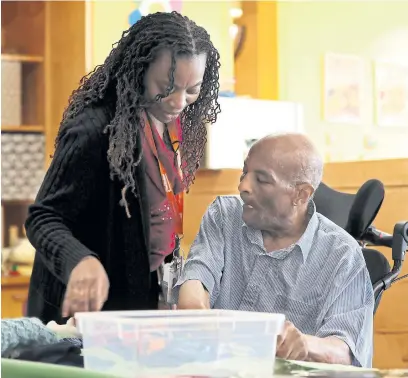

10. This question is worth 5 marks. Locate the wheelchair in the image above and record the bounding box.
[314,179,408,314]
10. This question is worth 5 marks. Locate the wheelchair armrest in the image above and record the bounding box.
[370,221,408,297]
[362,222,407,261]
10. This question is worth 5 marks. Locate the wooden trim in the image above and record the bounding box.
[376,329,408,335]
[235,1,279,99]
[1,125,44,133]
[256,1,279,100]
[190,169,242,195]
[1,200,33,206]
[44,1,52,167]
[323,159,408,189]
[85,0,93,73]
[1,53,44,63]
[44,2,87,166]
[1,275,31,287]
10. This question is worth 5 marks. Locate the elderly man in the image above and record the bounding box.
[176,133,374,368]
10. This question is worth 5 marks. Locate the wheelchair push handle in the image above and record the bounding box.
[392,221,408,262]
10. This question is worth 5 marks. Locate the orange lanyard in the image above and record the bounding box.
[143,112,184,236]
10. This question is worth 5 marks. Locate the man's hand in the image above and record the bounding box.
[62,256,110,317]
[276,321,308,361]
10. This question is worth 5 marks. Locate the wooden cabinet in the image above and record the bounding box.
[323,159,408,369]
[373,279,408,369]
[1,0,86,163]
[1,276,30,319]
[374,332,408,369]
[1,1,87,250]
[1,1,47,149]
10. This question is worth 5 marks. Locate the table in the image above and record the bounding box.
[2,358,407,378]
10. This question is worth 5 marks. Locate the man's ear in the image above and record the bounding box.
[294,184,314,206]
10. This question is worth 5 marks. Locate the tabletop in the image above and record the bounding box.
[2,358,407,378]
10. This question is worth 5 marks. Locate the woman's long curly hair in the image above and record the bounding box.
[56,11,221,207]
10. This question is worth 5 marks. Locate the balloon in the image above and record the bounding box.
[169,0,182,12]
[129,8,142,26]
[129,0,182,27]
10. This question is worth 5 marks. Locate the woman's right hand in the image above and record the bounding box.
[62,256,110,317]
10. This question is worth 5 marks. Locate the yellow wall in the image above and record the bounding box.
[182,1,234,89]
[88,1,234,90]
[278,1,408,162]
[235,2,278,100]
[88,1,135,71]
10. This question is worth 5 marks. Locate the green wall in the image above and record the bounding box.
[278,1,408,162]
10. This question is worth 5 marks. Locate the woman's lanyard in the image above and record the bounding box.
[143,112,184,237]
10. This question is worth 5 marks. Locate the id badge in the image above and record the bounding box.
[159,236,186,306]
[168,254,186,303]
[166,261,177,303]
[172,235,185,278]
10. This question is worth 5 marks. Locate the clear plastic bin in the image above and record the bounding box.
[75,309,285,378]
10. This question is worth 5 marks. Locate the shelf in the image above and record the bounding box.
[1,275,31,287]
[1,199,34,206]
[1,125,44,133]
[1,54,44,63]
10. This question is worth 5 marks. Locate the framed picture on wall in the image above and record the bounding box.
[322,53,365,125]
[374,61,408,128]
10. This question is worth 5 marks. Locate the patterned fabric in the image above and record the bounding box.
[142,120,182,272]
[60,338,83,349]
[175,196,374,368]
[1,318,58,357]
[1,317,83,359]
[1,133,45,201]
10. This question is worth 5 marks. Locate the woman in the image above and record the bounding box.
[25,11,221,323]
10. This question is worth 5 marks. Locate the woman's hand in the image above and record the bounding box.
[47,317,80,337]
[62,256,110,317]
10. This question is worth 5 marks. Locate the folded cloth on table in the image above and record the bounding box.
[13,340,84,368]
[1,318,59,358]
[60,338,83,349]
[1,317,83,360]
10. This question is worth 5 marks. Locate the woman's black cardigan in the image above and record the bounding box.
[25,105,157,324]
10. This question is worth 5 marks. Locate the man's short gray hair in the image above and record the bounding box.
[256,132,324,194]
[291,148,324,190]
[271,133,324,192]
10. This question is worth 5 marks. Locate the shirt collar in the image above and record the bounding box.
[242,200,318,262]
[296,201,318,261]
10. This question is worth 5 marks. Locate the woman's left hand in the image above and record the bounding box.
[47,317,80,338]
